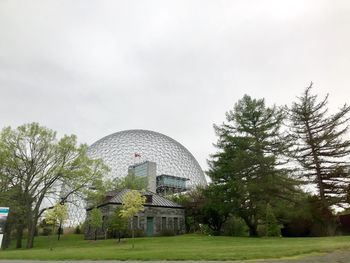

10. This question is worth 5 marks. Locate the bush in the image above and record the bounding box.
[124,229,145,238]
[74,225,82,234]
[41,227,53,236]
[281,218,312,237]
[198,224,214,235]
[265,204,281,237]
[222,216,249,236]
[158,229,175,236]
[281,196,338,237]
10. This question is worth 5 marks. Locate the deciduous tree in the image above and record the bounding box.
[45,203,68,241]
[120,190,145,248]
[107,208,128,242]
[89,207,103,241]
[0,123,108,248]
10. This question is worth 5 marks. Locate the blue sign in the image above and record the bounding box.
[0,208,9,214]
[0,207,9,247]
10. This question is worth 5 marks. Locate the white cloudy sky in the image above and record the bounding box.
[1,0,350,171]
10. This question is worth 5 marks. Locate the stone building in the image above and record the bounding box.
[85,189,185,239]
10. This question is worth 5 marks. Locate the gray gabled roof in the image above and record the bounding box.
[102,189,184,209]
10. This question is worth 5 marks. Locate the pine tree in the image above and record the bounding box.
[208,95,299,236]
[288,83,350,207]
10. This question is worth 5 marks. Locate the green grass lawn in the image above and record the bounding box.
[1,234,350,261]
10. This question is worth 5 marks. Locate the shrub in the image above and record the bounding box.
[41,227,53,236]
[74,225,81,234]
[281,196,338,237]
[222,216,249,236]
[265,204,281,237]
[198,224,214,235]
[124,229,145,238]
[158,229,175,236]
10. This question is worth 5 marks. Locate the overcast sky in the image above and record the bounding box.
[1,0,350,171]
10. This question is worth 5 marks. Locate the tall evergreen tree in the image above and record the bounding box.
[208,95,299,236]
[288,83,350,207]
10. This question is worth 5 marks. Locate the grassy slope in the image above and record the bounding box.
[1,234,350,261]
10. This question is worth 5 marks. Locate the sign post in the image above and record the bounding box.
[0,207,9,248]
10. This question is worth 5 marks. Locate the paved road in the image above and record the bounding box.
[1,250,350,263]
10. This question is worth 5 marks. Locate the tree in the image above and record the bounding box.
[0,184,26,249]
[265,203,280,237]
[45,203,68,249]
[107,208,128,242]
[168,188,206,233]
[288,83,350,208]
[45,203,68,241]
[201,185,230,235]
[0,123,108,248]
[89,208,103,241]
[208,95,300,236]
[117,173,147,191]
[120,190,145,248]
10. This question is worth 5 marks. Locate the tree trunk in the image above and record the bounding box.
[57,221,62,240]
[26,214,38,249]
[305,121,326,203]
[94,229,97,241]
[131,219,134,249]
[15,223,24,249]
[243,217,258,237]
[26,223,36,248]
[2,219,12,249]
[248,225,258,237]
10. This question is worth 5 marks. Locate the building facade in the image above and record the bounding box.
[85,189,185,239]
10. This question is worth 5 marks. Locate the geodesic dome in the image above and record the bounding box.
[87,129,207,188]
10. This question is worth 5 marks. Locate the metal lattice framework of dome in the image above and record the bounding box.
[87,129,207,188]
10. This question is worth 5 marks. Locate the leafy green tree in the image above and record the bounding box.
[201,185,231,235]
[45,203,68,249]
[45,203,68,241]
[208,95,299,236]
[0,184,26,249]
[107,208,128,242]
[0,123,108,248]
[120,190,145,248]
[169,188,206,233]
[288,83,350,208]
[118,173,147,190]
[89,208,103,241]
[265,203,280,237]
